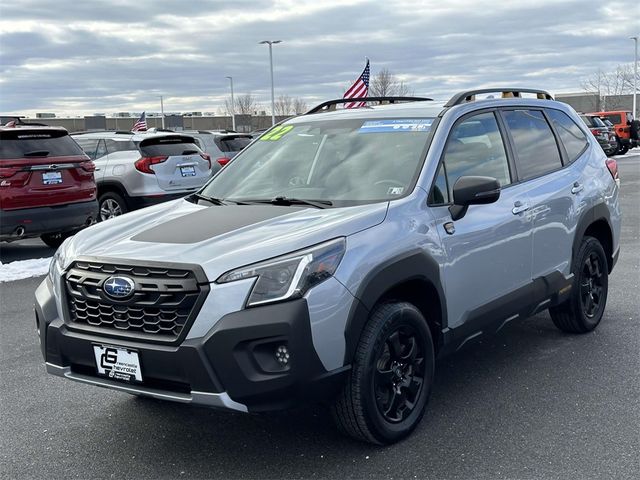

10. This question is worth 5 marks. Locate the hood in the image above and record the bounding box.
[65,198,388,281]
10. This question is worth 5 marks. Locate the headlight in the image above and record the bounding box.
[217,238,346,307]
[48,239,70,282]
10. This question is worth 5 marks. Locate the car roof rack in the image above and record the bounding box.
[71,130,134,135]
[306,96,433,115]
[445,88,553,107]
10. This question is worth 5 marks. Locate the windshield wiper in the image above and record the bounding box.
[192,193,228,206]
[23,150,50,157]
[238,196,332,209]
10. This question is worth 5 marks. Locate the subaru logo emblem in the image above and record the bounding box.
[103,276,135,299]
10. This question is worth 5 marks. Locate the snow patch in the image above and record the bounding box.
[0,257,52,283]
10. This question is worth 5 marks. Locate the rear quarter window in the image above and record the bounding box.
[604,114,622,125]
[547,110,589,163]
[0,130,85,159]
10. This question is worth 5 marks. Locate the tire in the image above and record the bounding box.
[615,138,628,155]
[549,236,608,333]
[98,192,128,221]
[331,302,435,444]
[40,231,73,248]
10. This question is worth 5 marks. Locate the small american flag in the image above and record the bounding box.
[343,60,370,108]
[132,112,147,132]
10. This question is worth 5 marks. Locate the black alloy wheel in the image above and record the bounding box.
[374,326,425,423]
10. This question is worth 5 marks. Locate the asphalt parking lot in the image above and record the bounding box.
[1,155,638,479]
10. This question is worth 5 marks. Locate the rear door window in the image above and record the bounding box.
[502,109,562,180]
[0,130,86,159]
[95,140,108,159]
[547,110,589,163]
[431,111,511,203]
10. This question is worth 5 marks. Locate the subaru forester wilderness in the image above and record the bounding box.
[36,89,621,444]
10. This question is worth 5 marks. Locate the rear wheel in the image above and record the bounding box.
[615,138,628,155]
[98,192,127,221]
[549,236,608,333]
[331,302,434,444]
[40,231,73,248]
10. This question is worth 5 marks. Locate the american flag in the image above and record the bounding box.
[132,112,147,132]
[343,60,370,108]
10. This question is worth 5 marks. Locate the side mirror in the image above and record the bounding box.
[449,176,501,221]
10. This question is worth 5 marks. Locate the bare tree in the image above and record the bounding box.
[293,97,308,114]
[274,95,294,116]
[581,64,638,110]
[225,93,260,115]
[369,68,414,97]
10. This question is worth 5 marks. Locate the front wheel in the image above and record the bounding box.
[331,302,434,444]
[549,236,608,333]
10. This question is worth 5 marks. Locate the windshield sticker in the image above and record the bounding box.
[260,125,294,141]
[387,187,405,195]
[358,119,433,134]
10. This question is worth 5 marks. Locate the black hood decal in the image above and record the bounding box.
[131,204,304,244]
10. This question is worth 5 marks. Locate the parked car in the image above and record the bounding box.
[72,131,212,221]
[588,110,637,155]
[579,114,617,156]
[38,88,621,444]
[183,130,253,175]
[0,126,98,247]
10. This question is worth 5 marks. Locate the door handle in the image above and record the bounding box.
[571,182,583,194]
[512,201,530,215]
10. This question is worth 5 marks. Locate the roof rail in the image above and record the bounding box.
[71,130,133,135]
[306,96,433,115]
[445,88,553,107]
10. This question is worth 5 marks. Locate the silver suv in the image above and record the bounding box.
[37,89,621,445]
[183,130,253,174]
[73,131,212,221]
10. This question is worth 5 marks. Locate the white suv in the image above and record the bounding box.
[73,131,212,220]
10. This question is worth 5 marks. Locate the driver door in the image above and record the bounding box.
[429,111,533,333]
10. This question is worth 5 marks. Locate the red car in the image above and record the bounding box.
[0,126,98,247]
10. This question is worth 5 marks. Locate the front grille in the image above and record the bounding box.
[64,260,208,342]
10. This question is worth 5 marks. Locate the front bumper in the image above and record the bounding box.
[36,277,348,412]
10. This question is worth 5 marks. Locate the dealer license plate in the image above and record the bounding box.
[42,171,62,185]
[93,345,142,382]
[180,166,196,177]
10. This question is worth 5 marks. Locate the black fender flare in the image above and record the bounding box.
[572,202,614,271]
[342,250,447,364]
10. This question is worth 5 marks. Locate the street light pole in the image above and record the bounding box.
[631,36,638,120]
[226,76,236,131]
[259,40,282,126]
[159,95,165,129]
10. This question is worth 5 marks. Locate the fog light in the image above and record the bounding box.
[275,345,290,366]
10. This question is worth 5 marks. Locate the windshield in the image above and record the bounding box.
[201,117,434,206]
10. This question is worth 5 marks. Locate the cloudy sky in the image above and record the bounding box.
[0,0,638,116]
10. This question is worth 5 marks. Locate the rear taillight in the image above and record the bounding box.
[80,160,96,172]
[201,152,212,169]
[590,129,599,136]
[605,159,619,182]
[217,157,231,167]
[134,156,168,174]
[0,166,21,178]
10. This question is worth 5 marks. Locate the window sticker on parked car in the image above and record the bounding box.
[260,125,294,141]
[359,119,433,134]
